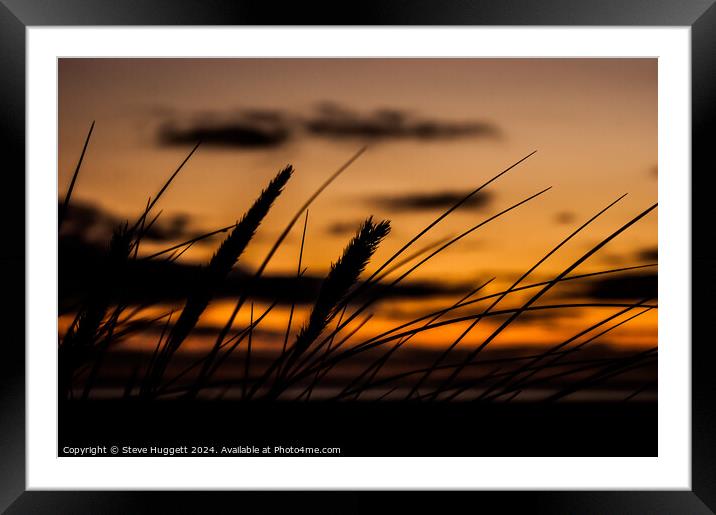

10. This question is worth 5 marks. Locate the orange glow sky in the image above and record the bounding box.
[58,58,657,350]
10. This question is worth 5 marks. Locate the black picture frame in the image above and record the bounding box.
[1,1,713,512]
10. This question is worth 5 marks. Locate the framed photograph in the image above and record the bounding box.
[1,0,713,512]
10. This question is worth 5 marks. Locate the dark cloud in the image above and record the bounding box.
[636,247,658,261]
[561,272,657,301]
[143,212,193,241]
[156,103,500,148]
[158,116,290,148]
[59,235,468,313]
[586,272,657,300]
[368,190,493,212]
[60,200,212,245]
[325,220,366,236]
[554,211,576,225]
[304,103,500,141]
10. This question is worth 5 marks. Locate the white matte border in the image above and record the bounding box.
[27,27,690,490]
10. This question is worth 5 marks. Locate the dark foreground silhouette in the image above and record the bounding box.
[59,399,656,457]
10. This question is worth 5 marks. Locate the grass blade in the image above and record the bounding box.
[59,121,95,229]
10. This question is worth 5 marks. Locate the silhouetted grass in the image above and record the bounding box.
[147,165,292,396]
[433,202,658,401]
[305,151,539,363]
[277,210,310,380]
[413,193,628,401]
[479,302,654,402]
[289,186,552,377]
[58,135,657,404]
[268,217,391,397]
[60,222,133,399]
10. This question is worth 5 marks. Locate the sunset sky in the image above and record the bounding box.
[58,58,657,355]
